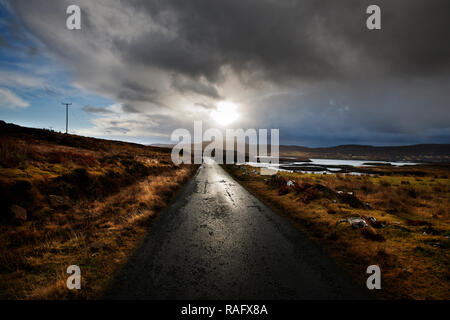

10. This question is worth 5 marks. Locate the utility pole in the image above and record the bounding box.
[61,102,72,134]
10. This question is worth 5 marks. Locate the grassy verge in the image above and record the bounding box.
[223,164,450,299]
[0,121,197,299]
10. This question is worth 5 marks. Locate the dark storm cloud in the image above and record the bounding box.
[121,0,341,82]
[82,105,114,114]
[8,0,450,85]
[121,104,141,114]
[4,0,450,145]
[241,76,450,146]
[171,74,222,99]
[125,0,450,81]
[194,102,215,110]
[113,80,158,103]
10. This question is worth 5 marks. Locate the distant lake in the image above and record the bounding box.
[296,159,420,167]
[246,158,420,175]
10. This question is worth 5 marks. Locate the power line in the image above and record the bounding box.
[61,102,72,134]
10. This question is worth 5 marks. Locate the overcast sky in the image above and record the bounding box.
[0,0,449,146]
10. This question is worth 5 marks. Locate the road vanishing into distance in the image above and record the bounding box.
[106,159,368,299]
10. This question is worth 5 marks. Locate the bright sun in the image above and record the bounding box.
[211,101,239,126]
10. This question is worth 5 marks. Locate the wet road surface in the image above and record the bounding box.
[105,159,368,299]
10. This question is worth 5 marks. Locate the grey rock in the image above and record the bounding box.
[364,202,374,210]
[347,217,368,229]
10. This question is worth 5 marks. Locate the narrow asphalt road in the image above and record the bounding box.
[105,159,368,299]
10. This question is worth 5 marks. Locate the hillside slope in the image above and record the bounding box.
[0,120,197,299]
[279,144,450,162]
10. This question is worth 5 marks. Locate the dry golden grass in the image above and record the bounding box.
[0,165,197,299]
[0,123,198,299]
[4,168,194,300]
[224,164,450,300]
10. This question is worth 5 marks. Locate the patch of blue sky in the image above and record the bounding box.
[0,3,115,133]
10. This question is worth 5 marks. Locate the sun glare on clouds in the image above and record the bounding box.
[211,101,239,126]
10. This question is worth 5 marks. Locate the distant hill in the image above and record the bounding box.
[279,144,450,162]
[5,120,444,163]
[0,120,167,154]
[151,141,450,163]
[0,120,198,299]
